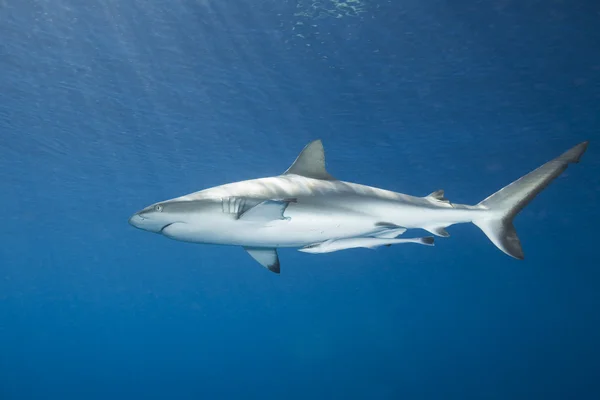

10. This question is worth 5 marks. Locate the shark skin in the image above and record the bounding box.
[129,139,589,273]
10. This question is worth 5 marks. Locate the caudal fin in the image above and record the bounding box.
[473,141,589,259]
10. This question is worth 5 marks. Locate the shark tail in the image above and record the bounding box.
[472,141,588,259]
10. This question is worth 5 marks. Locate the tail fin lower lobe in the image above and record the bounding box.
[473,141,588,259]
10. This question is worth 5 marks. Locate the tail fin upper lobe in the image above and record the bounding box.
[473,141,589,259]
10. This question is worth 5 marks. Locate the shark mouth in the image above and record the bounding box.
[160,223,176,234]
[159,222,187,236]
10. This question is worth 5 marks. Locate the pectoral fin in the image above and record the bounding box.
[244,247,280,274]
[238,199,296,222]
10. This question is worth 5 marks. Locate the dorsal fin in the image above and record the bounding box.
[427,189,447,201]
[283,140,335,180]
[425,189,453,207]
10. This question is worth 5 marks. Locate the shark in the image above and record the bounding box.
[129,139,589,274]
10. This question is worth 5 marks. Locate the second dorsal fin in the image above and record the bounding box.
[426,189,453,207]
[427,189,447,201]
[283,140,336,180]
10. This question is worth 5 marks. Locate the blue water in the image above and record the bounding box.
[1,1,599,399]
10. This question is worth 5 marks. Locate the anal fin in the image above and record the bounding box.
[424,225,450,237]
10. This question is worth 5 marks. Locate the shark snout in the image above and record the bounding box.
[128,213,165,233]
[128,213,147,229]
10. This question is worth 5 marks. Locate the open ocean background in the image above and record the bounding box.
[1,1,599,399]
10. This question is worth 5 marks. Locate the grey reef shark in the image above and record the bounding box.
[129,139,589,274]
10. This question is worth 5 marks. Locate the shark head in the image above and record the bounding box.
[128,201,185,234]
[128,198,227,242]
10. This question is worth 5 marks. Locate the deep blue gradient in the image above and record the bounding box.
[1,1,599,399]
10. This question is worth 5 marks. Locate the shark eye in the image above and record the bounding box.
[155,204,163,212]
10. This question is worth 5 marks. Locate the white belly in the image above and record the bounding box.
[161,206,381,248]
[160,196,478,248]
